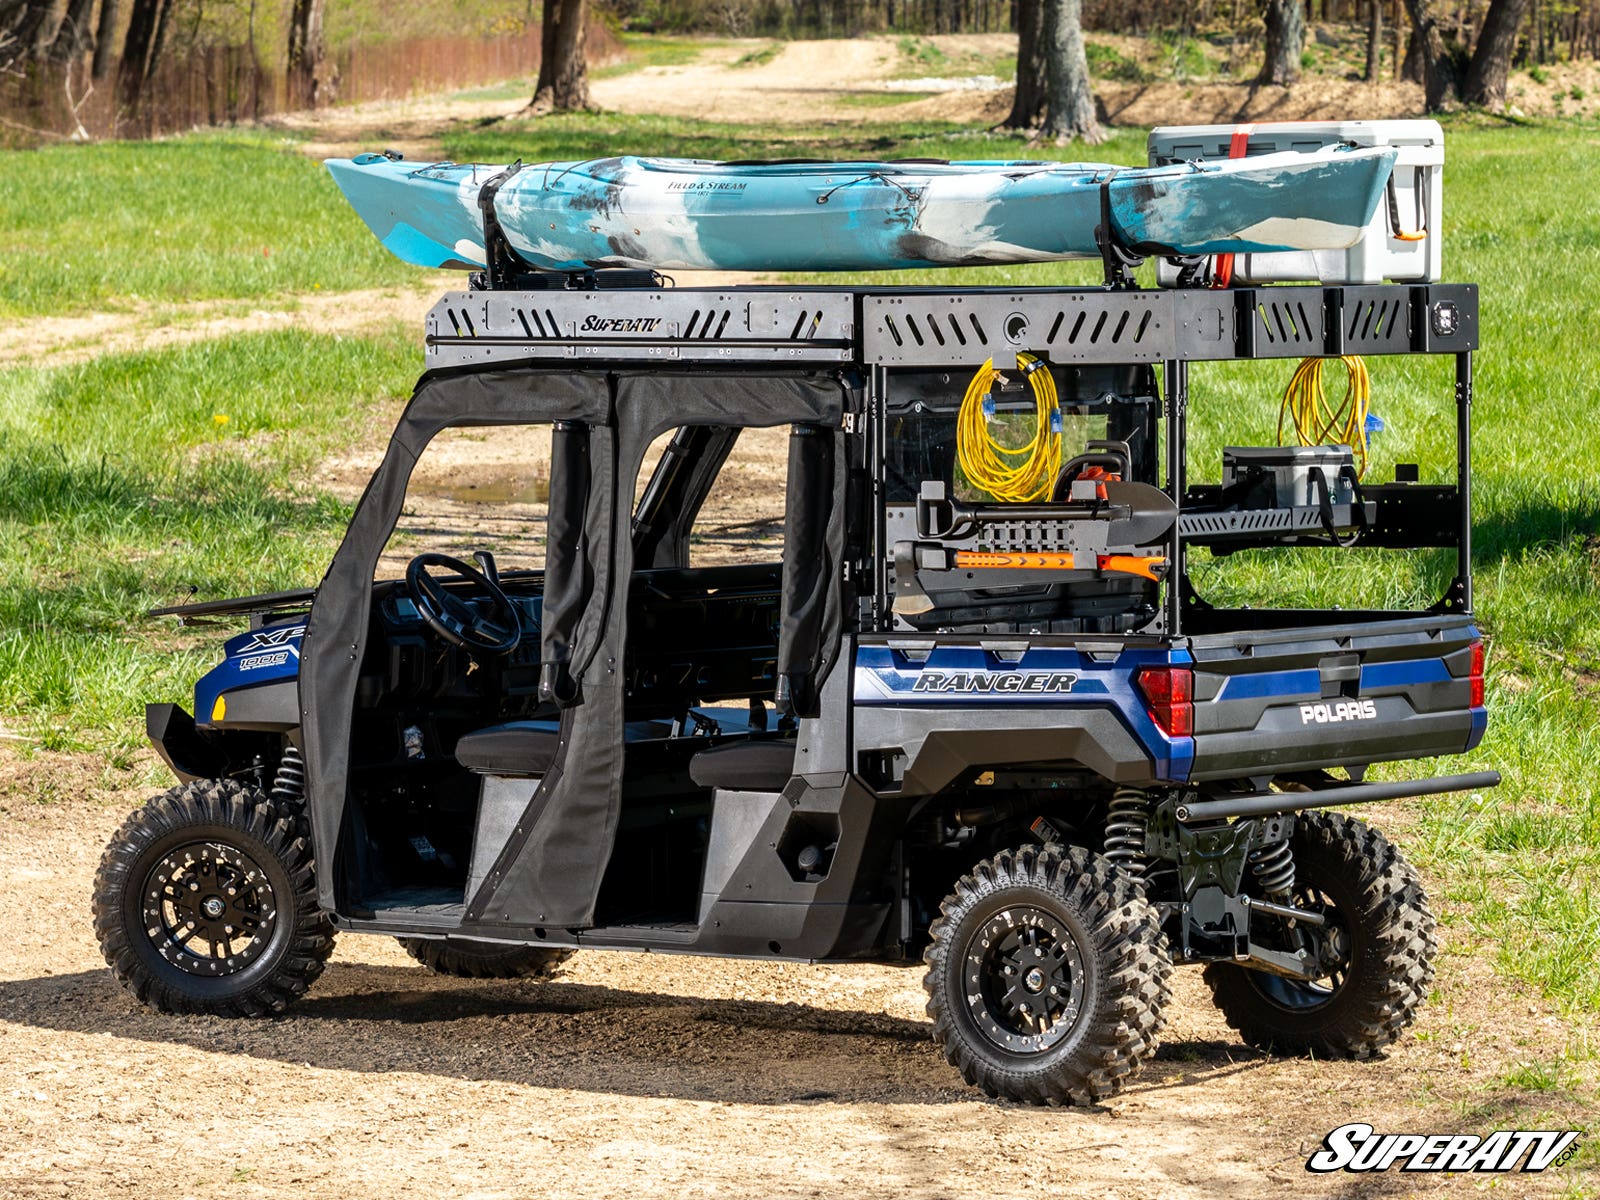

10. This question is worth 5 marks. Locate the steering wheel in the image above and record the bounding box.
[404,552,522,655]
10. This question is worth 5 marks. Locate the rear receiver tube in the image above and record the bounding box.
[1177,770,1501,822]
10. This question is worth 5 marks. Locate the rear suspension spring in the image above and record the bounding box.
[1104,787,1151,882]
[1248,838,1296,900]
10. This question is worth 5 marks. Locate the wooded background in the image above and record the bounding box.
[2,0,1594,143]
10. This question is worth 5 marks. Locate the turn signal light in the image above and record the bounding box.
[1469,640,1486,708]
[1137,665,1194,738]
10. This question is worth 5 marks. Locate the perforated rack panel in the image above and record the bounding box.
[862,290,1173,366]
[425,289,855,367]
[1171,283,1478,360]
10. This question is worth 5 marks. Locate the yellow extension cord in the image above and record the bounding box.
[1279,355,1373,479]
[956,354,1061,503]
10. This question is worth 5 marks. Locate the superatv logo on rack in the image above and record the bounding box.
[1307,1123,1581,1174]
[911,671,1079,695]
[1300,699,1378,724]
[579,315,665,334]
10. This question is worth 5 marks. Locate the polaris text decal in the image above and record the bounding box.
[1307,1123,1580,1174]
[911,671,1079,696]
[1300,699,1377,724]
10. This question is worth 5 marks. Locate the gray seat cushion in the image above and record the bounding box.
[689,738,797,791]
[454,722,561,777]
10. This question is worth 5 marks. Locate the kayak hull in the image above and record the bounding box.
[326,149,1398,274]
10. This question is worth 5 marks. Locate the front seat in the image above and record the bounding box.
[454,721,561,777]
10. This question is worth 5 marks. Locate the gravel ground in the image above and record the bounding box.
[0,750,1586,1200]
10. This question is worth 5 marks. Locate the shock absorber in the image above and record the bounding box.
[1104,787,1151,882]
[270,744,307,824]
[1248,838,1296,901]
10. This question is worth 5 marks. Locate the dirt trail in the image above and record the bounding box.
[1,283,452,369]
[590,38,900,124]
[0,754,1586,1200]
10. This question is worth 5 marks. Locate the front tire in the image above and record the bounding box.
[93,779,335,1016]
[923,844,1171,1106]
[397,936,573,979]
[1203,810,1436,1058]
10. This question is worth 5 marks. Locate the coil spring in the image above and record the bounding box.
[1248,838,1296,900]
[270,744,306,815]
[1104,787,1151,881]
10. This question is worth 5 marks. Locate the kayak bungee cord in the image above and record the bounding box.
[1278,355,1373,478]
[957,354,1061,503]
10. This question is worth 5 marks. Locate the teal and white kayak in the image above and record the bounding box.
[326,147,1398,274]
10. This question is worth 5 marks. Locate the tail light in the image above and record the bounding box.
[1137,665,1194,738]
[1469,639,1486,708]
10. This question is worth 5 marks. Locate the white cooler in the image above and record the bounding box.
[1148,120,1443,286]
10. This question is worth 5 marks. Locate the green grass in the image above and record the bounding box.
[1085,40,1146,82]
[732,42,782,68]
[0,131,415,319]
[441,109,1071,163]
[593,32,725,79]
[0,327,419,750]
[834,90,938,108]
[892,35,1013,82]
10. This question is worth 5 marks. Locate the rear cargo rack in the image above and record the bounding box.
[425,282,1477,370]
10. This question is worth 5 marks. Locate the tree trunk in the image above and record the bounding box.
[287,0,336,108]
[92,0,120,78]
[1003,0,1047,129]
[1365,0,1383,79]
[118,0,164,111]
[8,0,54,61]
[47,0,97,63]
[1258,0,1306,84]
[530,0,590,113]
[1462,0,1530,107]
[1401,0,1461,108]
[1038,0,1101,143]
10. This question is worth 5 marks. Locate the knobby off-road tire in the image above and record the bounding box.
[396,936,574,980]
[1204,810,1436,1059]
[923,844,1172,1106]
[93,778,336,1016]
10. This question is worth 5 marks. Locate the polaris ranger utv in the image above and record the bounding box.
[95,269,1494,1105]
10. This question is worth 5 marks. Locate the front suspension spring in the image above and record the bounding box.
[270,744,306,815]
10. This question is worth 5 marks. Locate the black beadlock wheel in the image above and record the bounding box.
[93,779,335,1016]
[923,844,1172,1106]
[1203,810,1436,1059]
[397,936,574,980]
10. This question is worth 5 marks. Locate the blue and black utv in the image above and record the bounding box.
[95,275,1493,1105]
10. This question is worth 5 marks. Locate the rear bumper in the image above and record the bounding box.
[1180,770,1501,821]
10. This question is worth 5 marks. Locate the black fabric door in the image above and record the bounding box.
[462,371,847,929]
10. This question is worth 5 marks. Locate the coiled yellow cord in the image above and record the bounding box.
[956,354,1061,502]
[1278,355,1372,479]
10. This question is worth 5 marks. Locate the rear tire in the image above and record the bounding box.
[1203,810,1436,1058]
[923,843,1171,1105]
[397,936,573,980]
[93,779,335,1016]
